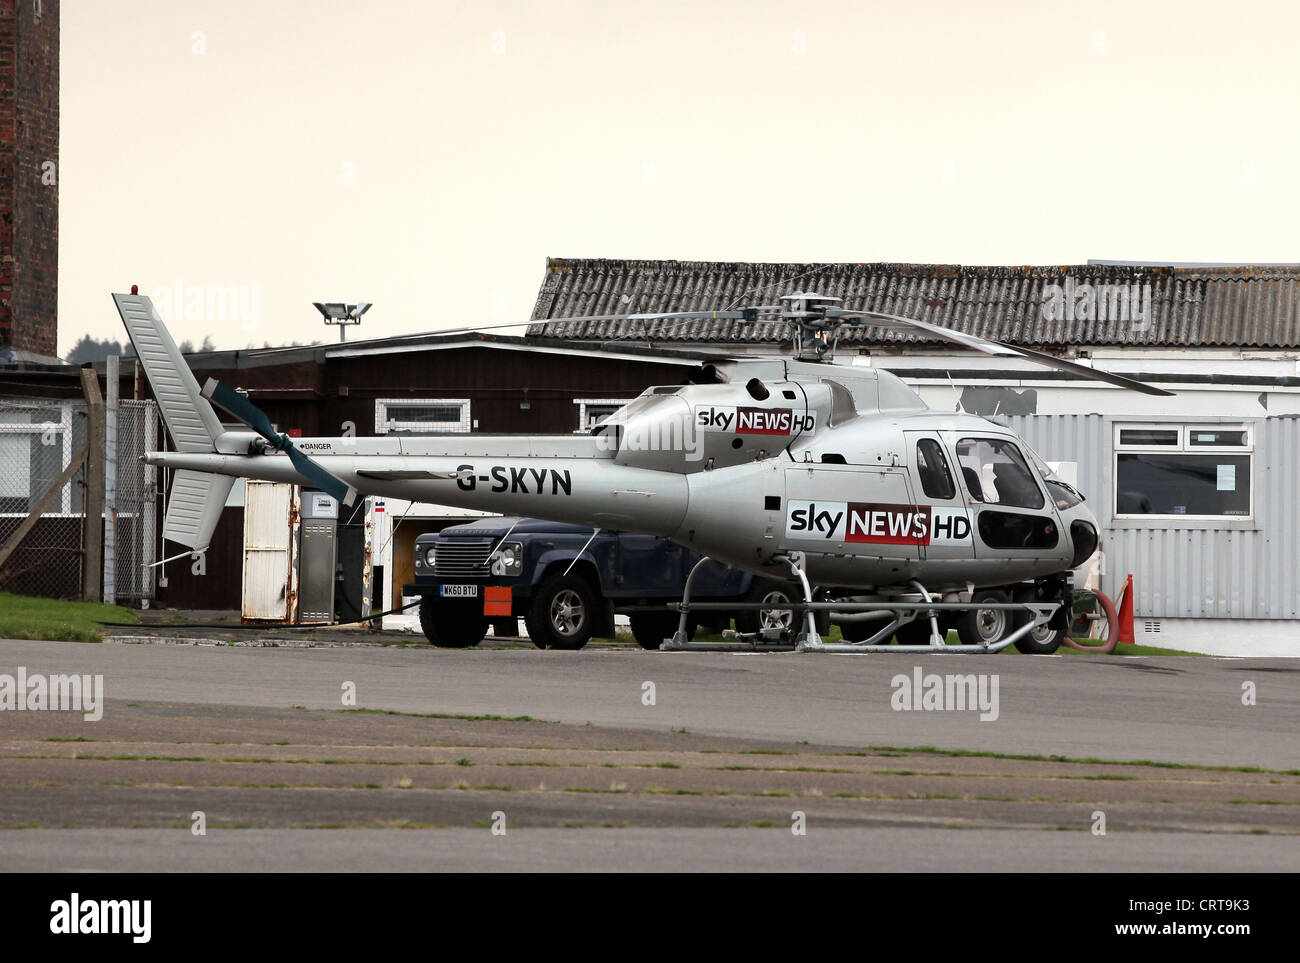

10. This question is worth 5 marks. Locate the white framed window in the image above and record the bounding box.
[573,398,629,432]
[374,398,470,434]
[0,402,81,517]
[1113,423,1252,520]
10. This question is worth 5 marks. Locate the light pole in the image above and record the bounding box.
[313,302,372,342]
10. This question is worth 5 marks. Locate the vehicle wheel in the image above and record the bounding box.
[421,596,487,648]
[839,618,883,643]
[893,619,928,645]
[734,581,798,636]
[955,589,1011,647]
[1006,583,1067,655]
[525,574,598,650]
[490,617,518,638]
[893,612,950,645]
[690,612,729,636]
[1013,619,1064,655]
[1010,603,1066,655]
[629,611,692,650]
[418,595,440,645]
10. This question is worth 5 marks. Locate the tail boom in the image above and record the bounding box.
[145,450,690,535]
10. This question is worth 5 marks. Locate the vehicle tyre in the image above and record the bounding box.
[734,581,798,636]
[690,612,730,636]
[1013,619,1065,655]
[421,596,488,648]
[955,589,1012,647]
[490,617,518,638]
[629,611,692,650]
[893,613,950,645]
[839,618,885,643]
[525,574,598,650]
[418,595,440,645]
[1009,597,1067,655]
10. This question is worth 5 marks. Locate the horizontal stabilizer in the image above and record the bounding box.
[163,469,235,551]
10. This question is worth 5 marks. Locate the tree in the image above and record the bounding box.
[65,334,128,364]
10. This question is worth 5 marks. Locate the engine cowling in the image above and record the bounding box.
[604,381,835,474]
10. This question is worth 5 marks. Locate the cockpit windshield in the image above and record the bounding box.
[955,438,1045,510]
[1021,441,1086,509]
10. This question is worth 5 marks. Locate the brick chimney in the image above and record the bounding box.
[0,0,59,360]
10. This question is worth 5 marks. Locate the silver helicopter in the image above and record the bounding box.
[113,289,1171,655]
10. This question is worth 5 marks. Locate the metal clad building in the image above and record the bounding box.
[986,412,1300,623]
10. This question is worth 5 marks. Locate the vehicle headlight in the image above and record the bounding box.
[491,541,524,576]
[424,546,437,567]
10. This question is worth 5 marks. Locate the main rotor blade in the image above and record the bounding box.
[1006,344,1176,396]
[367,307,787,343]
[833,310,1175,396]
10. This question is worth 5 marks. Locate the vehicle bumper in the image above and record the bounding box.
[402,580,521,618]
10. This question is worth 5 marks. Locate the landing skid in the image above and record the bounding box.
[659,554,1059,654]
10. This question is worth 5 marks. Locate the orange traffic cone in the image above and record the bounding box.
[1116,573,1136,644]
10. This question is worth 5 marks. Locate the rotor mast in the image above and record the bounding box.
[780,292,844,362]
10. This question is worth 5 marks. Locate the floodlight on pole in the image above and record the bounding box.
[313,302,372,342]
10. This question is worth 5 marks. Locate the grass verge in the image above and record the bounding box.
[0,592,139,642]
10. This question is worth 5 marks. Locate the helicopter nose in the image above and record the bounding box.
[1061,501,1100,568]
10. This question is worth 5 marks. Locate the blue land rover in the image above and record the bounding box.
[406,517,796,650]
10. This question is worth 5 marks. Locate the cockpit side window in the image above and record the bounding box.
[916,438,956,500]
[955,438,1045,510]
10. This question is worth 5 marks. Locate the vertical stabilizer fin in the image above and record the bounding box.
[113,292,225,451]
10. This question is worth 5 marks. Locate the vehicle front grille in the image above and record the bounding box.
[434,539,494,578]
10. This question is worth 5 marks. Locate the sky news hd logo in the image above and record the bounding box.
[694,405,816,436]
[786,500,972,545]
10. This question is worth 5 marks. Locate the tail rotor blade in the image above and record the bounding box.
[202,379,280,441]
[203,377,357,505]
[285,445,357,506]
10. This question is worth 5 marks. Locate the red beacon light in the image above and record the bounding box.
[130,284,138,295]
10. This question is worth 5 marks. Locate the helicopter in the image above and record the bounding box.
[112,288,1172,655]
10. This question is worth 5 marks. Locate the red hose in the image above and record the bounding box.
[1061,589,1118,654]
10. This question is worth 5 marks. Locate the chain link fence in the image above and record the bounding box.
[110,400,158,604]
[0,398,89,598]
[0,395,157,603]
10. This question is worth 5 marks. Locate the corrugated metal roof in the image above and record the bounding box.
[528,259,1300,348]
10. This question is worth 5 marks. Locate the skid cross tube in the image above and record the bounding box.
[655,553,1059,653]
[662,551,823,651]
[663,596,1059,654]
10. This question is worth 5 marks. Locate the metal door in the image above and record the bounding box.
[243,481,296,621]
[783,464,922,559]
[905,431,975,560]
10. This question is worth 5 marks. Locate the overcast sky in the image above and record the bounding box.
[59,0,1300,355]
